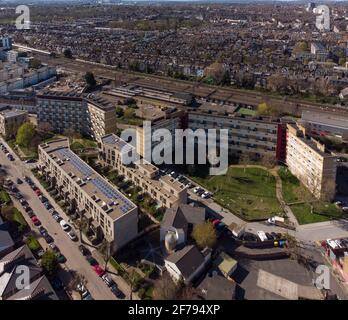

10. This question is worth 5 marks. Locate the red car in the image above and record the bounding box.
[92,265,105,277]
[212,219,221,226]
[35,189,42,196]
[31,215,41,226]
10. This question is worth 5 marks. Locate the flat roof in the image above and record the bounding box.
[0,107,27,118]
[302,110,348,131]
[40,139,136,220]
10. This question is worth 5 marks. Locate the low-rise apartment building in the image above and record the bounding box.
[286,123,337,200]
[99,134,188,208]
[38,138,138,253]
[36,91,117,141]
[0,106,28,138]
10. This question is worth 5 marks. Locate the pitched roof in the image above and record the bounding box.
[7,275,59,300]
[162,204,205,231]
[166,245,205,280]
[0,224,14,258]
[0,261,42,299]
[0,245,35,275]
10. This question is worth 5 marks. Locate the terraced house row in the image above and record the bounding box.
[99,134,188,209]
[38,138,138,254]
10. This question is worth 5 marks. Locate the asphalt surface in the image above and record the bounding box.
[0,138,118,300]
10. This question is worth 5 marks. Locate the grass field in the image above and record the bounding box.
[191,167,281,220]
[291,203,345,225]
[278,166,345,224]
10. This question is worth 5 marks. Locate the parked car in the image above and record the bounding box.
[44,234,54,244]
[49,243,59,253]
[197,189,205,196]
[102,274,115,287]
[60,220,70,231]
[67,231,77,241]
[201,191,211,199]
[31,216,41,226]
[35,189,42,196]
[16,178,23,184]
[44,202,52,210]
[78,245,90,256]
[86,256,98,266]
[257,231,268,242]
[38,226,48,236]
[56,253,66,264]
[27,210,34,218]
[53,214,62,222]
[93,265,105,277]
[110,285,124,298]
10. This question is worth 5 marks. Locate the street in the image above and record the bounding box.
[0,138,118,300]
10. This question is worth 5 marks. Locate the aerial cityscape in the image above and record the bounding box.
[1,0,348,305]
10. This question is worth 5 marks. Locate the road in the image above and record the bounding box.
[0,138,117,300]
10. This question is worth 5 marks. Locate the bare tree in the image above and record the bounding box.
[152,272,179,300]
[99,239,111,271]
[239,153,250,173]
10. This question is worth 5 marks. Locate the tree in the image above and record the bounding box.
[29,58,41,69]
[192,222,217,249]
[16,122,35,148]
[41,250,59,275]
[99,239,111,271]
[37,122,53,137]
[152,272,178,300]
[63,48,73,59]
[257,102,270,116]
[115,106,124,118]
[84,72,96,88]
[260,153,277,169]
[124,108,136,119]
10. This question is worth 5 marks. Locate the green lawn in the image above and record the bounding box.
[277,166,308,203]
[0,190,11,204]
[191,167,281,220]
[26,235,41,251]
[12,208,27,228]
[278,166,346,224]
[291,203,345,225]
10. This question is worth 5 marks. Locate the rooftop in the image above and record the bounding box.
[40,139,136,220]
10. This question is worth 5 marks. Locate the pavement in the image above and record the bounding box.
[0,138,122,300]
